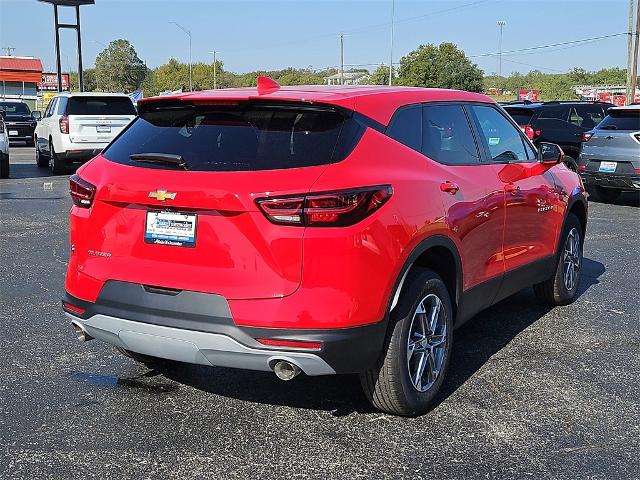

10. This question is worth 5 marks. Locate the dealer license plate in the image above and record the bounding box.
[599,161,617,173]
[8,130,18,136]
[96,125,111,133]
[145,211,197,247]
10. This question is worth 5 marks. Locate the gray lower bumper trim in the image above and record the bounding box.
[67,313,335,376]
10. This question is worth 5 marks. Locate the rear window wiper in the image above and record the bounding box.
[129,153,189,170]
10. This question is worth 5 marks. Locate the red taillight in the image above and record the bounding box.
[256,338,322,350]
[256,186,392,227]
[59,115,69,134]
[581,132,593,143]
[519,125,540,140]
[62,301,86,315]
[69,174,96,208]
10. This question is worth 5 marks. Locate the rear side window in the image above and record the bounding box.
[103,103,362,171]
[386,106,422,152]
[422,105,479,165]
[538,106,570,121]
[67,97,136,116]
[471,105,528,162]
[569,105,605,129]
[597,110,640,131]
[503,107,535,126]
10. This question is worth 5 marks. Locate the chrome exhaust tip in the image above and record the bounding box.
[72,322,93,342]
[273,360,301,381]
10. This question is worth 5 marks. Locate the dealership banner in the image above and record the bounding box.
[518,89,539,101]
[38,73,69,91]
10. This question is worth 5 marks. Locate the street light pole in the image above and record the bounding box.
[497,20,506,77]
[209,50,217,89]
[170,21,192,91]
[339,32,345,85]
[389,0,395,86]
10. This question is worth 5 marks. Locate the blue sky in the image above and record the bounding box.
[0,0,632,75]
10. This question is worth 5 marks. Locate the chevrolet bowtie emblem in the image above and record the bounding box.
[148,190,177,201]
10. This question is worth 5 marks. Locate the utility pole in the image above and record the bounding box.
[631,0,640,103]
[339,32,345,85]
[209,50,217,89]
[1,47,16,56]
[497,20,506,77]
[389,0,395,86]
[170,21,193,91]
[626,0,635,104]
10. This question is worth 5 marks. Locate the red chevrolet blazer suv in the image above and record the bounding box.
[63,78,587,416]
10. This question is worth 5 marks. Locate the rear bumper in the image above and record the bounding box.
[63,282,387,375]
[580,171,640,190]
[60,148,103,163]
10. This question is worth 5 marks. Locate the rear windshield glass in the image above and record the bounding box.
[0,102,31,115]
[103,103,362,171]
[597,110,640,131]
[67,97,136,116]
[503,107,535,125]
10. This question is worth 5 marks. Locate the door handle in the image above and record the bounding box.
[504,183,520,194]
[440,181,459,194]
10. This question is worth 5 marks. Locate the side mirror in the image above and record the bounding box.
[31,111,42,121]
[538,142,564,165]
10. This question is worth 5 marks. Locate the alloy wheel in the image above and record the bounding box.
[563,227,581,291]
[407,293,447,392]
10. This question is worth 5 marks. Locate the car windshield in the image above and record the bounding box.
[503,107,535,125]
[0,102,31,115]
[597,110,640,131]
[103,102,362,171]
[67,97,136,116]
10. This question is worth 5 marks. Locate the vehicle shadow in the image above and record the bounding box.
[156,257,605,417]
[590,192,640,207]
[5,163,58,179]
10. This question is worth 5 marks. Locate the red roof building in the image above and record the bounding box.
[0,56,43,83]
[0,56,43,108]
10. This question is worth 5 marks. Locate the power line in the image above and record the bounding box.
[219,0,492,54]
[469,32,627,58]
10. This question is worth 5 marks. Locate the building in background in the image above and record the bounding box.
[0,56,43,110]
[574,85,640,106]
[325,71,370,85]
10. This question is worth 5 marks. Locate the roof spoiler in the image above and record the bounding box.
[257,76,280,95]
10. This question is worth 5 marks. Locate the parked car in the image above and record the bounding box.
[0,111,9,178]
[578,104,640,202]
[502,100,614,171]
[34,93,137,174]
[62,79,587,416]
[0,99,38,146]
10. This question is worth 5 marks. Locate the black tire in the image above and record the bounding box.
[49,142,66,175]
[360,269,453,416]
[563,155,578,172]
[35,139,49,168]
[115,346,165,369]
[533,213,583,306]
[586,185,620,203]
[0,153,9,179]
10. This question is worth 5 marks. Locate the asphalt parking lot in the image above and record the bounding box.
[1,146,639,479]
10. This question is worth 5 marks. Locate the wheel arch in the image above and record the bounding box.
[388,235,462,320]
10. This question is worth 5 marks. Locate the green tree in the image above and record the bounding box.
[368,65,395,85]
[397,42,483,92]
[95,39,147,93]
[68,68,97,91]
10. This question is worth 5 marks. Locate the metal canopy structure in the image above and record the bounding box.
[38,0,95,92]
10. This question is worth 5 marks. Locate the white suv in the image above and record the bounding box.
[0,112,9,178]
[34,93,136,174]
